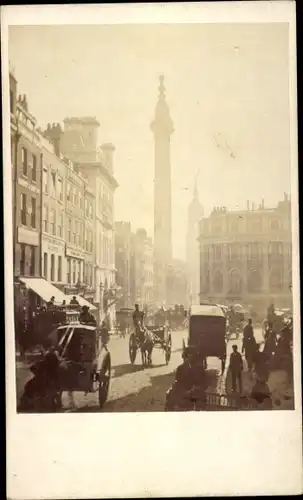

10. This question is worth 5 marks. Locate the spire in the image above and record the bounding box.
[158,74,165,99]
[151,74,174,136]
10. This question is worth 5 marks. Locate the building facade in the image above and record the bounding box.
[151,75,174,305]
[59,117,119,321]
[186,178,204,305]
[40,132,66,289]
[115,221,132,309]
[11,89,42,280]
[198,197,292,313]
[131,229,154,308]
[83,184,96,301]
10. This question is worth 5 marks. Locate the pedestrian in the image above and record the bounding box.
[263,321,276,358]
[242,319,257,371]
[229,344,243,393]
[70,296,79,306]
[47,296,55,308]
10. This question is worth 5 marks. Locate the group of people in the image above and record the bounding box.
[228,312,293,403]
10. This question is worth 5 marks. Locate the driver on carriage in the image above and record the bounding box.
[133,304,145,340]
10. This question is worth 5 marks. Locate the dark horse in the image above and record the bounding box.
[138,324,154,366]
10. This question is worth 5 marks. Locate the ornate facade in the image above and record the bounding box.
[198,197,292,313]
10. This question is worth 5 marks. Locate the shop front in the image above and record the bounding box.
[65,245,85,296]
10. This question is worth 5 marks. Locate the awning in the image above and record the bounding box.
[65,294,97,311]
[19,277,67,304]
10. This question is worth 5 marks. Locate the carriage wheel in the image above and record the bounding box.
[165,335,172,365]
[129,333,137,364]
[98,354,111,409]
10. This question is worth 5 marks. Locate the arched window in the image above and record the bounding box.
[213,269,223,293]
[247,269,261,293]
[229,269,242,294]
[269,268,283,291]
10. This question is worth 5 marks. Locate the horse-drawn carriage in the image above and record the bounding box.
[184,304,227,373]
[19,313,111,412]
[129,322,172,367]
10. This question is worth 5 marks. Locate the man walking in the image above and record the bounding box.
[229,344,243,393]
[242,318,257,371]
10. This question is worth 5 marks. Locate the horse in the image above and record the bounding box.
[138,325,154,367]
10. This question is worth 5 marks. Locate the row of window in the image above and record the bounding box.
[42,254,94,286]
[99,233,113,267]
[43,205,64,237]
[43,253,63,282]
[21,147,37,182]
[203,242,291,260]
[42,169,94,220]
[202,268,285,294]
[43,168,63,201]
[204,217,286,235]
[20,193,37,228]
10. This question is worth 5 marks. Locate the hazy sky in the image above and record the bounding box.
[8,23,291,259]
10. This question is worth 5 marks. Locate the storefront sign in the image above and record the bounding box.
[42,235,65,255]
[18,226,39,246]
[66,245,85,260]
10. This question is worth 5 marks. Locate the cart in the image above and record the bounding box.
[129,325,172,366]
[51,320,111,410]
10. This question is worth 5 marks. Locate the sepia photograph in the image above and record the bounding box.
[7,19,297,415]
[3,2,302,498]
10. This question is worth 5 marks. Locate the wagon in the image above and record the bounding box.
[185,304,227,373]
[49,320,111,410]
[129,324,172,365]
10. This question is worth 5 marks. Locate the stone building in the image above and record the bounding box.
[198,197,292,314]
[115,221,132,309]
[131,229,154,308]
[40,130,66,288]
[59,117,119,322]
[11,88,42,280]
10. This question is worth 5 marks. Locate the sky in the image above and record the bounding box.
[8,23,291,260]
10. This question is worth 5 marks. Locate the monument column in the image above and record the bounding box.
[151,75,174,305]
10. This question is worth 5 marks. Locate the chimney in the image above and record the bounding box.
[247,200,250,211]
[262,199,264,209]
[44,122,62,157]
[101,143,115,174]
